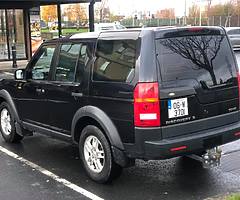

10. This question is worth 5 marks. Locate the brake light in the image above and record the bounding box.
[134,82,160,127]
[235,132,240,137]
[188,27,204,32]
[238,73,240,108]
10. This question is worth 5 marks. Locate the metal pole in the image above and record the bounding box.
[199,0,202,26]
[184,0,187,25]
[89,0,95,32]
[12,9,17,68]
[12,45,17,68]
[57,3,62,38]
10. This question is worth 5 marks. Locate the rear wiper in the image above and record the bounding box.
[200,80,233,90]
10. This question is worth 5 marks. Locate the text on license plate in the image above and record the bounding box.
[168,98,188,119]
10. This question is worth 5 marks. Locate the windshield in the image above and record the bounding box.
[156,35,237,86]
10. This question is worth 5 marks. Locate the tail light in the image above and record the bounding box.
[188,27,204,32]
[134,82,160,127]
[238,73,240,108]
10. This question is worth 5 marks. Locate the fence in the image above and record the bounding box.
[208,15,240,27]
[120,16,240,28]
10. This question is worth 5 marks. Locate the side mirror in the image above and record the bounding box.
[15,69,25,80]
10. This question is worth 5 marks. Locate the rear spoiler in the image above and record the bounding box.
[155,27,226,39]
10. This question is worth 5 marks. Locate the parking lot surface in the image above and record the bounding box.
[0,134,240,200]
[0,53,240,200]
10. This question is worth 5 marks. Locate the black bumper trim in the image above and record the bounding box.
[124,121,240,160]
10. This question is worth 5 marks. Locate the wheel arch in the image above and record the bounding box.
[71,106,124,150]
[0,89,20,123]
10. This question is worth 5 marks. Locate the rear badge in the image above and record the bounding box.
[168,98,189,119]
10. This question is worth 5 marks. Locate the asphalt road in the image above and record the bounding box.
[0,53,240,200]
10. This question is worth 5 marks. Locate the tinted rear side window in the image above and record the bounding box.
[93,39,137,83]
[156,35,237,86]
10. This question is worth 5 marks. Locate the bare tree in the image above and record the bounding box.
[188,4,200,25]
[207,0,212,25]
[224,0,235,27]
[160,35,224,85]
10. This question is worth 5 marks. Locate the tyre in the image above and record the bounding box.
[0,102,23,143]
[79,125,122,183]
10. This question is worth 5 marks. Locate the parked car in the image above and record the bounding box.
[94,22,126,32]
[225,27,240,50]
[0,27,240,183]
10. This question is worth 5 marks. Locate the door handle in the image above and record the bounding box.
[72,92,83,97]
[36,88,45,94]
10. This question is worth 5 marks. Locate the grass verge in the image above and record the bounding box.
[227,194,240,200]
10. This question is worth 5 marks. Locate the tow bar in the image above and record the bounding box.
[188,147,222,168]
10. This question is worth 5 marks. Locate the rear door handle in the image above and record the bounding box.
[72,92,83,97]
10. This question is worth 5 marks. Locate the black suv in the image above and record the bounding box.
[1,27,240,183]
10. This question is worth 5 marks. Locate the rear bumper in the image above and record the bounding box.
[124,121,240,160]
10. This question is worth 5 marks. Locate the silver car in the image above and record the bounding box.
[225,27,240,50]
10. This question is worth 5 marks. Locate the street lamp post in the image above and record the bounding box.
[199,1,202,26]
[185,0,187,25]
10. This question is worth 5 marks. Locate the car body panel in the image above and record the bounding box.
[0,27,239,163]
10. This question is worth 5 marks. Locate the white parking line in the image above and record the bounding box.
[0,145,104,200]
[3,72,13,75]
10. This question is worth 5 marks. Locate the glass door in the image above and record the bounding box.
[7,9,26,59]
[0,10,8,60]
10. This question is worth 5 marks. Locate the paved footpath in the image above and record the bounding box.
[0,60,28,72]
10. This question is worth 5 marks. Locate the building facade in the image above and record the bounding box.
[0,9,28,61]
[0,0,98,62]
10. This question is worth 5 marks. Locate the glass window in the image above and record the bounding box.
[31,44,56,80]
[0,10,8,60]
[7,9,26,59]
[156,35,237,86]
[75,43,91,83]
[228,29,240,35]
[93,40,137,82]
[55,43,81,82]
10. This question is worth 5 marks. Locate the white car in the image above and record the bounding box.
[225,27,240,50]
[94,23,126,32]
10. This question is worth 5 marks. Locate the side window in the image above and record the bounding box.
[55,43,81,82]
[93,39,137,82]
[31,44,56,80]
[75,43,92,83]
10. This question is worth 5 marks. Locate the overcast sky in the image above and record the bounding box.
[108,0,185,16]
[107,0,226,17]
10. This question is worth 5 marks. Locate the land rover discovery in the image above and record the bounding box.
[0,27,240,183]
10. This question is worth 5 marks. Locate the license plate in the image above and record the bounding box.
[168,98,188,119]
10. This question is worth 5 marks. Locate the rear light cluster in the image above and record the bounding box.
[134,82,160,127]
[238,73,240,107]
[235,132,240,137]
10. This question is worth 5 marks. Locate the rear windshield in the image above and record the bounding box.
[156,35,237,86]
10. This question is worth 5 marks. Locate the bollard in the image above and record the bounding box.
[12,45,17,68]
